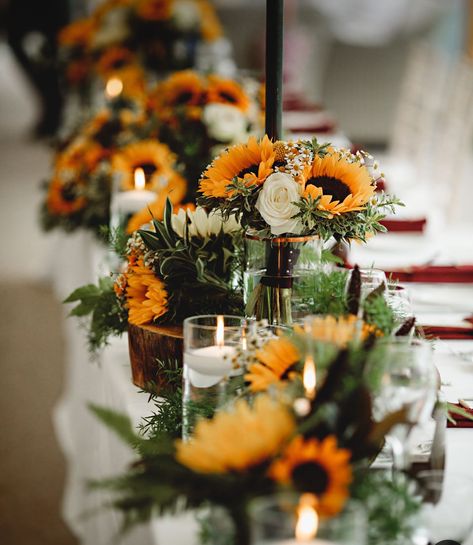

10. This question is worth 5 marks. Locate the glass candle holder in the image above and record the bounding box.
[182,315,248,439]
[250,494,367,545]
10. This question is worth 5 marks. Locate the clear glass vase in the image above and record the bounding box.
[244,231,324,326]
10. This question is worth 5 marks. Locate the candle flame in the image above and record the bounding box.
[134,168,146,190]
[295,495,319,542]
[105,77,123,99]
[303,355,316,400]
[216,315,225,347]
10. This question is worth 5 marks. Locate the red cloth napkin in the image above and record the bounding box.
[419,325,473,340]
[447,403,473,428]
[385,265,473,283]
[289,122,337,134]
[380,218,427,233]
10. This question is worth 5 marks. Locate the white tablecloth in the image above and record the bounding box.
[51,225,473,545]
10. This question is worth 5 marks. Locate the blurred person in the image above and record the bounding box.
[5,0,70,137]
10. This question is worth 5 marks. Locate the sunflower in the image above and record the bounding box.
[96,46,136,76]
[66,59,92,86]
[58,18,96,48]
[46,178,87,216]
[159,71,205,108]
[245,337,300,392]
[269,435,352,516]
[93,0,133,22]
[206,76,250,111]
[135,0,172,22]
[175,395,295,474]
[56,139,105,175]
[125,260,168,325]
[110,65,147,98]
[199,135,275,198]
[303,315,373,347]
[302,151,375,215]
[126,174,188,233]
[112,140,177,191]
[197,0,223,41]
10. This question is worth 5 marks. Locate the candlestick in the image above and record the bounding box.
[265,0,284,140]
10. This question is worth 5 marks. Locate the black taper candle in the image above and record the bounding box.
[265,0,284,141]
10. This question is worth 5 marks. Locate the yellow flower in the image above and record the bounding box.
[96,46,136,76]
[199,135,275,198]
[206,75,250,111]
[58,18,96,48]
[111,140,177,191]
[303,315,363,347]
[135,0,172,21]
[269,435,352,516]
[302,152,375,215]
[126,260,168,325]
[175,396,295,474]
[197,0,223,41]
[245,337,300,392]
[46,178,87,216]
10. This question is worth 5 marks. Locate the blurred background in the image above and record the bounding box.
[0,1,472,544]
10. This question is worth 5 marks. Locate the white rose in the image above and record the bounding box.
[255,172,302,236]
[203,103,247,143]
[172,0,201,31]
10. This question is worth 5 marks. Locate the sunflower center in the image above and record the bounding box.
[138,162,158,179]
[111,58,127,69]
[237,164,259,178]
[61,182,78,202]
[219,91,237,104]
[291,461,329,495]
[174,91,194,105]
[94,119,122,148]
[307,176,350,202]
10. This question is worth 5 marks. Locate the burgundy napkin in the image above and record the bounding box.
[419,325,473,340]
[447,403,473,428]
[283,95,322,111]
[289,122,337,134]
[380,218,427,233]
[385,265,473,284]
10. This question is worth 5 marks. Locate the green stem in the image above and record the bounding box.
[229,502,251,545]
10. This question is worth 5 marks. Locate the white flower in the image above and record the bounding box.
[91,8,130,48]
[203,103,247,143]
[255,172,302,236]
[171,207,240,239]
[172,0,201,31]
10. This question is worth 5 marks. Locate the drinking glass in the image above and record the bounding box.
[412,470,473,544]
[368,339,437,470]
[182,315,248,439]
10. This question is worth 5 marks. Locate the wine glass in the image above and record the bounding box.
[368,339,437,470]
[412,470,473,544]
[346,268,387,316]
[387,282,414,328]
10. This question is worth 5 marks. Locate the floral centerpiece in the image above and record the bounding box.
[91,317,422,545]
[41,95,186,237]
[66,200,243,350]
[148,70,263,200]
[198,137,402,325]
[57,0,224,95]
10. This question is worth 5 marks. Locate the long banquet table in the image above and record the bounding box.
[51,218,473,545]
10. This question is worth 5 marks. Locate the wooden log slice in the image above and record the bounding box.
[128,323,183,392]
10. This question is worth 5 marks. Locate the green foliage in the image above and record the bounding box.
[363,288,396,336]
[306,269,349,316]
[64,276,127,351]
[139,199,244,323]
[352,471,421,545]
